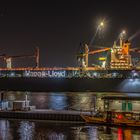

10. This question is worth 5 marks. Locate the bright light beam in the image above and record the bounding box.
[89,19,105,47]
[120,30,126,38]
[128,29,140,41]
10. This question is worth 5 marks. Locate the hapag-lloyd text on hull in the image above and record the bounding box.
[25,70,66,78]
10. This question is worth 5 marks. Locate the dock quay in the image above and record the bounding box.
[0,109,88,122]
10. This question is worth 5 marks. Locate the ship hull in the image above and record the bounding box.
[0,77,139,92]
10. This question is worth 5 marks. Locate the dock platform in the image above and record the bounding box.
[0,109,90,122]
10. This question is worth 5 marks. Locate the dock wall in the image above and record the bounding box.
[0,110,85,122]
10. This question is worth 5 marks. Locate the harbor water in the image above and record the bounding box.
[0,92,140,140]
[0,119,140,140]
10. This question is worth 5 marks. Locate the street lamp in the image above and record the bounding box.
[120,30,126,38]
[122,30,126,34]
[119,30,126,47]
[99,21,104,28]
[117,29,126,43]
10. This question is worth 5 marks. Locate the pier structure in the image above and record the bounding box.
[0,110,88,122]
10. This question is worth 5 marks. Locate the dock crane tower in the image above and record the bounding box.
[77,44,110,68]
[2,47,40,68]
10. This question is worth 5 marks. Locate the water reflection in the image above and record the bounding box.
[72,126,140,140]
[48,93,68,110]
[0,120,12,140]
[69,93,95,111]
[3,91,140,112]
[48,132,65,140]
[18,121,35,140]
[3,92,97,110]
[2,92,140,139]
[0,119,140,140]
[30,92,96,111]
[30,92,96,110]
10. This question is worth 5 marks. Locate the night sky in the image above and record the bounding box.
[0,1,140,67]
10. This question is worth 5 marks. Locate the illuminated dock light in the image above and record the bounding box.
[89,18,106,46]
[10,72,15,77]
[131,70,139,78]
[120,29,126,39]
[122,30,126,34]
[99,21,104,27]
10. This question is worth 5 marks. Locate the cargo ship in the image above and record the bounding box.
[0,38,140,92]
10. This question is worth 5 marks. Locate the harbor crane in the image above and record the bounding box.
[77,44,111,68]
[77,38,138,69]
[77,29,140,69]
[0,47,39,68]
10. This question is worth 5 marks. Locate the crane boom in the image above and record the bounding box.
[1,48,40,68]
[88,47,111,55]
[77,44,111,68]
[6,54,35,59]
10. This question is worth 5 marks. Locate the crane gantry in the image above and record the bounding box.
[0,47,39,68]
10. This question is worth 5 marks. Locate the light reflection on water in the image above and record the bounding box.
[48,93,68,110]
[0,119,140,140]
[0,120,12,140]
[2,92,140,139]
[5,92,97,110]
[18,121,35,140]
[5,91,140,111]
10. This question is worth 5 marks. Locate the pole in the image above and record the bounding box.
[35,47,40,68]
[85,44,89,67]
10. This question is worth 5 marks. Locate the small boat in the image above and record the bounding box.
[81,111,140,126]
[112,112,140,126]
[81,111,106,123]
